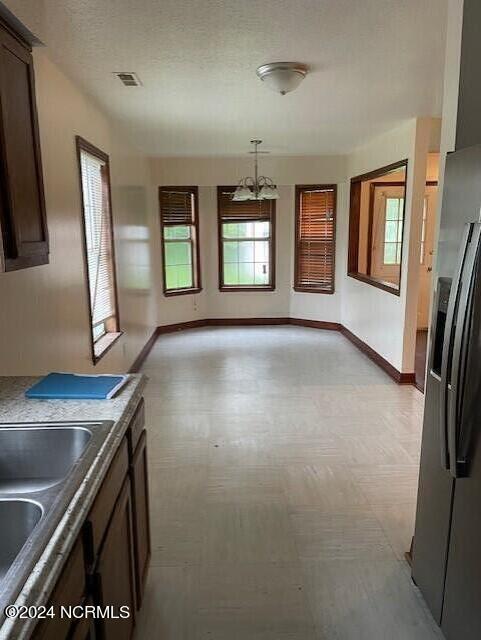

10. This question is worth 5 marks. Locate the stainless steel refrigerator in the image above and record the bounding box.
[413,143,481,639]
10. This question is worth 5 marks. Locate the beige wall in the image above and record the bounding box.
[0,51,157,375]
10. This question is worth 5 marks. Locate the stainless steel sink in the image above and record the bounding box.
[0,420,113,620]
[0,426,92,493]
[0,500,43,582]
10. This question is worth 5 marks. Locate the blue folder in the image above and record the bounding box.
[25,373,128,400]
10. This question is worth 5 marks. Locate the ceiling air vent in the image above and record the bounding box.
[113,72,142,87]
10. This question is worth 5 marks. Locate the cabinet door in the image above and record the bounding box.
[95,477,136,640]
[32,538,85,640]
[131,429,151,607]
[0,22,48,271]
[69,599,96,640]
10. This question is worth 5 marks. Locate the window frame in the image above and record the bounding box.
[368,181,406,273]
[348,159,408,296]
[217,186,276,292]
[76,136,122,365]
[294,184,337,294]
[159,186,202,297]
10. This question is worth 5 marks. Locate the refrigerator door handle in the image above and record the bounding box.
[439,223,472,469]
[447,223,481,478]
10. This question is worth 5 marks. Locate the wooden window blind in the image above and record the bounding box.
[218,189,274,223]
[77,137,121,363]
[159,186,201,295]
[217,186,276,291]
[294,184,337,293]
[159,189,195,226]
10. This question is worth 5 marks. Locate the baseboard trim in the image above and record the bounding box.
[208,317,290,326]
[289,318,342,331]
[129,317,415,386]
[128,328,159,373]
[340,326,414,384]
[157,319,206,334]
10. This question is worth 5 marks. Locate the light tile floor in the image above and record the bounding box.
[135,326,442,639]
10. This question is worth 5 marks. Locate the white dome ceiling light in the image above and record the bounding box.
[256,62,309,95]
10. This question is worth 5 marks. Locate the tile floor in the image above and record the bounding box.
[135,326,442,639]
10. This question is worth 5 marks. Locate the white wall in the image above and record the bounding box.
[150,155,347,325]
[0,51,157,375]
[339,120,418,371]
[432,0,464,258]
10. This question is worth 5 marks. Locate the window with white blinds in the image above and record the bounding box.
[77,137,120,363]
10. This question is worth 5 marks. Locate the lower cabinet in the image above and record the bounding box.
[32,398,150,640]
[131,429,151,607]
[69,600,96,640]
[93,478,136,640]
[33,538,87,640]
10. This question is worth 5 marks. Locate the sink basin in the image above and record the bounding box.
[0,500,42,582]
[0,427,92,493]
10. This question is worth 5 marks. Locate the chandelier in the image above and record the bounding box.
[232,140,280,201]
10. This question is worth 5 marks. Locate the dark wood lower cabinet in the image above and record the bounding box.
[32,398,150,640]
[69,604,96,640]
[94,478,136,640]
[131,429,151,607]
[33,538,86,640]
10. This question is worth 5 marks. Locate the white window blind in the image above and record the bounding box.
[80,150,116,329]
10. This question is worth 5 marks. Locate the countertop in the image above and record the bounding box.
[0,374,147,640]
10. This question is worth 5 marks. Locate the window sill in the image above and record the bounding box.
[293,286,334,295]
[347,272,400,296]
[219,285,275,292]
[164,287,202,297]
[93,331,123,363]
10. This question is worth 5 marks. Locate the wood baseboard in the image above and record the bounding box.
[289,318,342,331]
[208,317,290,326]
[340,326,415,384]
[128,329,159,373]
[156,319,206,334]
[129,317,415,386]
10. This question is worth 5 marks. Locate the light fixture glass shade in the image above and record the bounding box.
[232,140,280,202]
[233,185,253,201]
[259,184,280,200]
[256,62,309,95]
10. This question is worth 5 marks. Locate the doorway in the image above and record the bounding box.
[415,175,438,391]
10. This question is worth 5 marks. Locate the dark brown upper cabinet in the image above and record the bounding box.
[0,19,48,272]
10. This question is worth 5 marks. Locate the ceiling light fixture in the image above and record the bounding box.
[256,62,309,95]
[233,140,279,202]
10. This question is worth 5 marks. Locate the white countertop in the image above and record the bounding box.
[0,374,147,640]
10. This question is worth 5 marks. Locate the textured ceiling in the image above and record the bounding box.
[4,0,447,156]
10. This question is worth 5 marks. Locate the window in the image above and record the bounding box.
[217,186,275,290]
[348,160,408,295]
[76,137,121,363]
[159,186,201,295]
[383,196,404,264]
[294,185,336,293]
